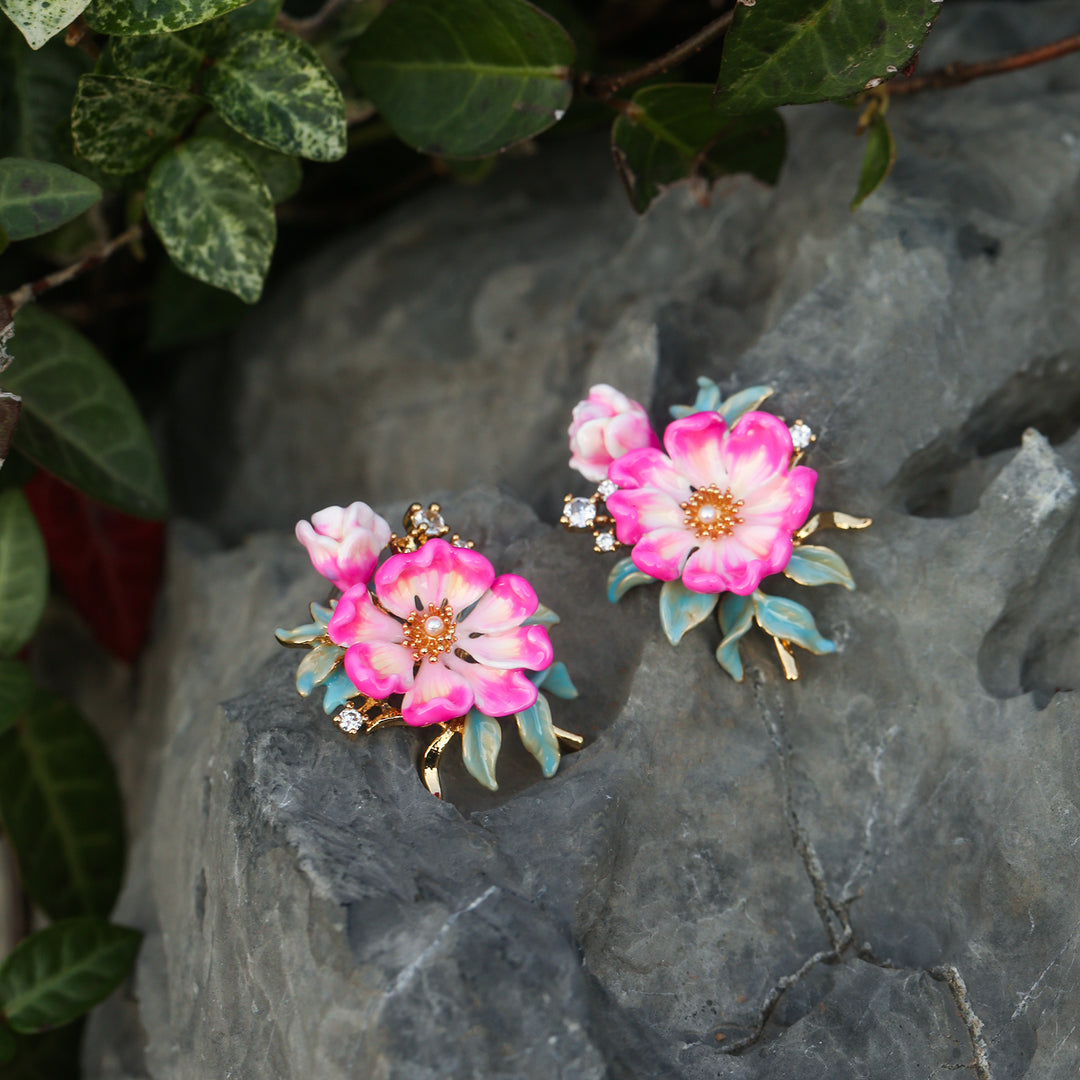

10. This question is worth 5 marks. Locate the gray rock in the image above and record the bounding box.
[87,2,1080,1077]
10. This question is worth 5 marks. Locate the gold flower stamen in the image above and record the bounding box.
[681,485,744,540]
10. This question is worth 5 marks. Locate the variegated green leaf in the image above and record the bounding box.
[784,545,855,590]
[71,74,201,173]
[532,661,578,700]
[715,592,754,682]
[84,0,250,35]
[112,30,207,89]
[752,590,836,655]
[0,159,101,240]
[717,384,774,427]
[461,709,501,791]
[225,0,281,32]
[607,555,655,603]
[197,113,302,202]
[659,578,717,645]
[0,490,46,657]
[146,137,276,303]
[204,30,346,162]
[516,692,560,778]
[0,0,88,49]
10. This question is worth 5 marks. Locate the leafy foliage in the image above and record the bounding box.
[84,0,250,35]
[111,28,210,88]
[461,709,502,791]
[852,111,896,208]
[196,113,302,202]
[0,661,34,738]
[0,0,89,50]
[0,1021,82,1080]
[0,159,101,240]
[0,491,47,657]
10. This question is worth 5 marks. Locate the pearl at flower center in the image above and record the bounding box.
[424,615,445,636]
[681,485,745,540]
[402,602,457,662]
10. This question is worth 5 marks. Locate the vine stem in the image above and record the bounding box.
[889,32,1080,96]
[581,10,735,100]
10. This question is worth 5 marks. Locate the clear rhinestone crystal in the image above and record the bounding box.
[412,507,446,533]
[336,708,363,735]
[565,497,597,528]
[596,479,617,499]
[595,531,616,552]
[789,421,813,451]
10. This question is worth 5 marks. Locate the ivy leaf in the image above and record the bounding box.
[347,0,575,158]
[84,0,251,35]
[205,30,346,162]
[5,306,168,519]
[718,0,941,111]
[0,159,101,241]
[0,919,140,1033]
[0,1021,83,1078]
[784,544,856,590]
[715,592,755,682]
[71,75,201,173]
[461,709,501,791]
[0,659,33,738]
[111,30,208,89]
[658,578,718,646]
[197,113,302,202]
[851,111,896,209]
[0,0,89,50]
[612,84,785,213]
[0,490,47,657]
[607,555,655,603]
[516,692,560,778]
[752,590,836,655]
[0,690,126,920]
[146,136,276,303]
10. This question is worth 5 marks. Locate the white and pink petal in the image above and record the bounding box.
[457,574,538,635]
[461,625,553,671]
[400,661,474,727]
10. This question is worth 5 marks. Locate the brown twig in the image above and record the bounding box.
[276,0,354,40]
[582,9,735,99]
[889,32,1080,96]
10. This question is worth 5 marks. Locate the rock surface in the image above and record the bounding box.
[89,3,1080,1077]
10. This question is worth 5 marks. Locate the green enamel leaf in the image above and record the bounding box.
[295,642,343,696]
[71,74,201,174]
[716,384,774,427]
[607,555,655,603]
[851,111,896,209]
[718,0,941,111]
[320,667,358,715]
[533,661,578,700]
[197,113,302,202]
[112,30,207,89]
[752,590,836,655]
[0,918,140,1033]
[346,0,575,158]
[0,492,46,657]
[715,592,754,682]
[5,306,168,518]
[461,709,501,791]
[84,0,250,35]
[523,602,559,627]
[670,376,722,419]
[274,621,324,647]
[659,578,718,646]
[204,30,346,162]
[612,84,785,213]
[0,691,126,919]
[0,0,88,49]
[146,136,276,303]
[0,158,101,240]
[516,692,560,778]
[784,544,855,590]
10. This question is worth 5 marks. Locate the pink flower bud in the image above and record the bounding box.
[568,384,660,483]
[295,502,391,590]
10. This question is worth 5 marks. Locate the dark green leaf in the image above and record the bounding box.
[0,1024,14,1064]
[0,490,46,657]
[5,306,168,518]
[204,30,345,161]
[146,136,275,303]
[84,0,250,35]
[0,919,140,1033]
[71,74,201,174]
[224,0,281,33]
[0,660,33,738]
[658,577,718,645]
[0,690,126,919]
[198,111,302,201]
[111,30,206,88]
[0,159,101,240]
[0,1021,82,1079]
[612,84,784,213]
[461,709,501,791]
[851,111,895,209]
[347,0,575,158]
[146,258,247,350]
[718,0,941,110]
[0,0,88,50]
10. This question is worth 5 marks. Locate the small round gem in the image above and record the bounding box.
[595,531,617,551]
[412,508,446,533]
[697,505,718,523]
[424,615,446,636]
[596,479,617,499]
[336,708,363,735]
[789,421,813,451]
[566,498,597,528]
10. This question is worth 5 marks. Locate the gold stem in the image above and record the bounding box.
[420,725,458,798]
[773,637,800,681]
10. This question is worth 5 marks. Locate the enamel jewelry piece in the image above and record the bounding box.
[563,379,871,681]
[277,502,583,798]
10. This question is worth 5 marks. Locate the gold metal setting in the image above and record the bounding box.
[559,486,623,552]
[402,601,457,663]
[389,502,474,554]
[681,485,744,540]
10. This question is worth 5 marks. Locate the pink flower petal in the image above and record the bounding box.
[457,574,538,635]
[663,412,731,491]
[722,412,795,493]
[445,656,539,717]
[400,660,474,727]
[295,521,342,581]
[629,527,696,580]
[608,448,689,501]
[605,487,683,545]
[375,538,494,620]
[327,585,404,647]
[461,625,553,671]
[681,538,770,595]
[604,412,660,458]
[343,640,415,698]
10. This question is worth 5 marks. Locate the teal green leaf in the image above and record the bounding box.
[84,0,251,35]
[5,306,168,518]
[204,30,346,162]
[0,159,101,241]
[0,659,34,738]
[197,112,301,201]
[295,643,343,696]
[0,918,140,1033]
[0,1023,14,1063]
[670,375,721,419]
[0,1021,82,1078]
[612,84,785,213]
[516,692,560,778]
[0,491,46,657]
[0,690,125,919]
[224,0,281,33]
[716,384,774,427]
[319,667,358,715]
[659,578,718,646]
[70,74,201,174]
[274,621,324,647]
[533,661,577,700]
[461,709,501,791]
[523,603,559,627]
[718,0,941,111]
[146,136,276,303]
[112,30,206,89]
[851,111,896,209]
[0,0,88,49]
[346,0,575,158]
[784,544,855,590]
[607,555,655,603]
[752,590,836,655]
[715,592,754,682]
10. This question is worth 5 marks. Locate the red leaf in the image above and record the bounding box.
[24,471,165,662]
